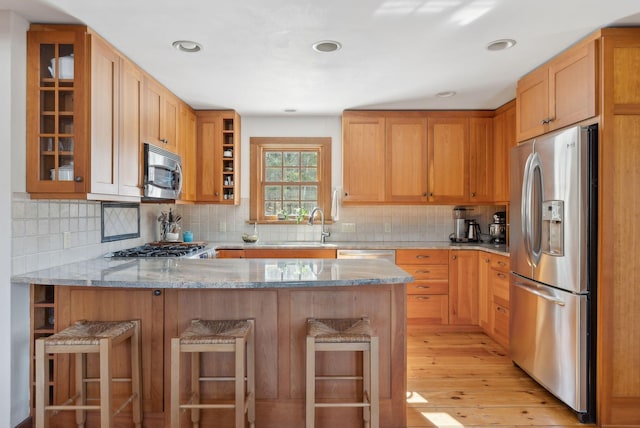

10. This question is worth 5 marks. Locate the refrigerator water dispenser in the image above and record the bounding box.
[542,200,564,255]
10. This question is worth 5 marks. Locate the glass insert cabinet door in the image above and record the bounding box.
[27,27,86,192]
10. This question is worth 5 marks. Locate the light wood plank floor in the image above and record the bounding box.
[406,326,596,427]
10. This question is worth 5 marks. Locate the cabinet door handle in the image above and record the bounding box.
[471,192,476,197]
[423,192,427,197]
[452,255,457,260]
[74,176,83,182]
[485,258,490,263]
[153,289,162,296]
[429,192,434,197]
[344,192,349,196]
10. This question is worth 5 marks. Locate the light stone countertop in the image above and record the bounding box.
[11,257,413,289]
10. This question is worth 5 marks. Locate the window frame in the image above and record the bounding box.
[250,137,332,223]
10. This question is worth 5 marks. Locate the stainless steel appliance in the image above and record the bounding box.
[336,249,396,262]
[107,242,216,259]
[450,207,468,242]
[488,211,506,244]
[466,219,480,242]
[510,124,597,423]
[143,142,183,200]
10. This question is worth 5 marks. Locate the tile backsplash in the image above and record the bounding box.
[11,192,505,275]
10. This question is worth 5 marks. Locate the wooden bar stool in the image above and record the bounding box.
[171,319,255,428]
[306,317,379,428]
[35,319,142,428]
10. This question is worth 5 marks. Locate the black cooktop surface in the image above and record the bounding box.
[110,242,206,258]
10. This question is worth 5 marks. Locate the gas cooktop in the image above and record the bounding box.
[108,242,214,259]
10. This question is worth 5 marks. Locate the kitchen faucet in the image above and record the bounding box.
[308,207,331,243]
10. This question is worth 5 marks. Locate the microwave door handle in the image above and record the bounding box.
[176,162,183,196]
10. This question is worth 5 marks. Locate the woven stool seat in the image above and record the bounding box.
[44,320,138,346]
[179,319,252,345]
[307,317,373,343]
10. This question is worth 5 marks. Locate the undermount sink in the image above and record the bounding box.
[254,241,337,248]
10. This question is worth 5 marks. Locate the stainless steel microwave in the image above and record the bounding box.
[143,142,182,200]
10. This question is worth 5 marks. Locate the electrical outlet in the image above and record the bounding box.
[341,222,356,233]
[384,223,392,233]
[63,231,71,249]
[219,222,227,232]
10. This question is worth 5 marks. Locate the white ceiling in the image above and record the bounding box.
[3,0,640,116]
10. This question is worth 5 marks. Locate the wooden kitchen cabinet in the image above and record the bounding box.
[448,250,479,325]
[342,113,386,203]
[385,116,429,203]
[516,39,597,141]
[397,249,449,325]
[478,253,510,348]
[468,117,494,203]
[492,100,516,202]
[178,103,197,202]
[27,25,142,201]
[196,110,241,204]
[427,117,469,203]
[142,76,179,153]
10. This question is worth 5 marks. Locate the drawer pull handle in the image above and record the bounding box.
[416,296,430,301]
[497,261,507,267]
[415,285,431,289]
[416,255,430,259]
[497,273,507,279]
[415,270,431,274]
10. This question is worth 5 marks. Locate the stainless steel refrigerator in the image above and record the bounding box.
[509,124,597,423]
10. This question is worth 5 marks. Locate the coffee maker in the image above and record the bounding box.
[451,207,468,242]
[488,211,507,244]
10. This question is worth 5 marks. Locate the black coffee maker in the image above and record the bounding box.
[488,211,506,244]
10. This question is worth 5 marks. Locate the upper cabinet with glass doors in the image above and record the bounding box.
[27,25,87,196]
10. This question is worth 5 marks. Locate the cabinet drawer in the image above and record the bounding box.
[407,281,449,295]
[400,265,448,280]
[488,254,509,272]
[396,249,448,265]
[491,271,509,308]
[407,294,448,324]
[492,303,510,347]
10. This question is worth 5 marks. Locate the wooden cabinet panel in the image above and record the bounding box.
[516,39,597,141]
[386,116,428,202]
[427,117,469,202]
[215,249,246,258]
[448,250,478,325]
[142,77,178,153]
[118,58,143,197]
[478,254,491,330]
[342,114,386,203]
[178,103,197,202]
[479,253,510,347]
[407,295,448,324]
[406,281,448,295]
[492,100,516,202]
[468,117,493,203]
[492,303,510,349]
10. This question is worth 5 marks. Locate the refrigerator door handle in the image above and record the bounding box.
[513,281,566,306]
[529,153,543,267]
[521,152,533,266]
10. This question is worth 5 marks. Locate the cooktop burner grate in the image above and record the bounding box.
[111,242,207,258]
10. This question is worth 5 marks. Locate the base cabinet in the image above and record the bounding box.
[479,253,510,349]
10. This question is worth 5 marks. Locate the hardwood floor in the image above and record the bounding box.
[406,326,595,427]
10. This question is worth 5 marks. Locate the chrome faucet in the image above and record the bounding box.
[308,207,331,243]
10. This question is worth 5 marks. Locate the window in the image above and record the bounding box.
[250,137,331,223]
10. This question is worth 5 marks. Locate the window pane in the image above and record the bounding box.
[300,167,317,181]
[301,186,318,201]
[264,201,281,216]
[283,186,300,200]
[283,168,299,182]
[265,185,282,200]
[301,201,316,212]
[265,168,282,181]
[284,152,299,166]
[301,152,317,167]
[265,152,282,167]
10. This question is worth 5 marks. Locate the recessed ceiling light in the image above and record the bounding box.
[436,91,457,98]
[172,40,203,53]
[486,39,516,51]
[312,40,342,53]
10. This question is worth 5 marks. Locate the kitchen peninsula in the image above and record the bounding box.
[13,258,412,428]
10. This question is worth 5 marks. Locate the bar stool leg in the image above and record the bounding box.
[75,353,87,428]
[170,338,181,428]
[370,337,379,428]
[35,339,48,428]
[191,351,201,428]
[363,347,371,428]
[235,337,246,428]
[305,336,315,428]
[99,338,113,428]
[247,320,256,428]
[131,320,143,428]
